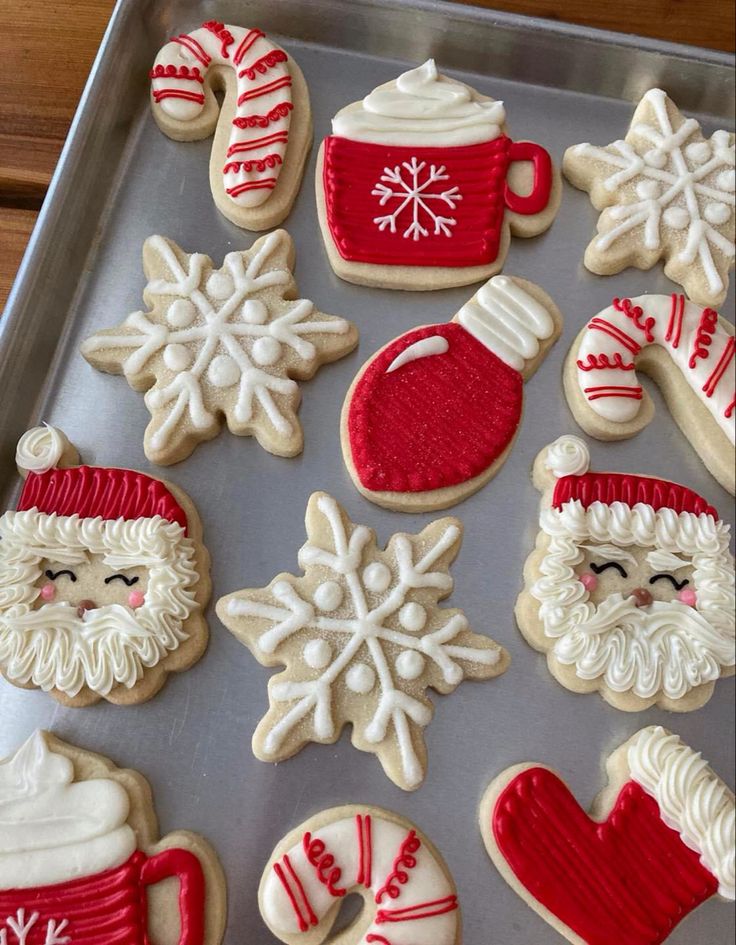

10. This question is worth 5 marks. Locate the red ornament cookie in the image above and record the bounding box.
[480,726,735,945]
[341,275,563,510]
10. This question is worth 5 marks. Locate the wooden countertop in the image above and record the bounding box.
[1,0,734,309]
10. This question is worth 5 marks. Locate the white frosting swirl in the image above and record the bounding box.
[15,425,66,475]
[628,726,735,899]
[545,436,591,478]
[0,731,136,889]
[332,59,506,146]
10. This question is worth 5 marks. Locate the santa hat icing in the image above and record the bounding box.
[14,426,188,532]
[545,435,719,519]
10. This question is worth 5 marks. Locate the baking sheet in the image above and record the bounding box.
[0,1,734,942]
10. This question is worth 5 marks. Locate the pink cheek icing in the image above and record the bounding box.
[580,572,598,592]
[40,583,56,602]
[128,590,145,609]
[677,588,697,607]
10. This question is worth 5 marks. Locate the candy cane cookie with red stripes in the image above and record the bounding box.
[260,806,461,945]
[150,21,311,230]
[564,293,735,494]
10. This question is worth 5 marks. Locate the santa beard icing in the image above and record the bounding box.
[0,510,198,697]
[532,499,735,701]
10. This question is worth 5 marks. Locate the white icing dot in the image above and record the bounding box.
[304,639,332,670]
[345,662,376,694]
[242,299,269,324]
[163,343,192,372]
[662,206,690,229]
[704,202,731,226]
[636,179,660,200]
[716,169,735,193]
[252,337,282,366]
[166,299,196,328]
[395,650,425,681]
[314,581,343,612]
[399,602,427,633]
[363,562,392,594]
[685,141,711,164]
[644,149,667,169]
[207,354,239,388]
[206,271,234,300]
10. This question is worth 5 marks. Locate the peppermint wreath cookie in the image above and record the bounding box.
[0,426,210,707]
[0,730,226,945]
[316,59,561,290]
[216,492,508,791]
[260,805,460,944]
[516,436,735,712]
[342,275,562,511]
[81,231,358,466]
[480,726,735,945]
[563,89,735,308]
[150,21,311,230]
[564,292,735,494]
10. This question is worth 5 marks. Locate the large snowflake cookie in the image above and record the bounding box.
[81,230,358,465]
[260,805,460,943]
[481,726,735,945]
[516,436,735,712]
[564,89,735,307]
[216,492,508,791]
[0,730,226,945]
[0,425,210,706]
[317,59,561,290]
[150,21,312,230]
[342,275,563,510]
[564,292,735,494]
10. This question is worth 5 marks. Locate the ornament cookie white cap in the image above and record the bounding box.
[543,435,591,478]
[15,424,77,478]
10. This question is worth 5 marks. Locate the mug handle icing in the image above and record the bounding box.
[503,141,553,216]
[141,847,206,945]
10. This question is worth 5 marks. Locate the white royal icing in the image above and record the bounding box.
[628,726,735,899]
[457,275,555,371]
[262,808,459,943]
[151,24,293,207]
[0,732,136,890]
[573,293,735,443]
[15,425,66,475]
[332,58,506,147]
[544,435,591,478]
[386,335,450,373]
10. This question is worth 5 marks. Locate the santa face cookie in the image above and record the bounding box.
[216,492,508,791]
[0,730,225,945]
[316,59,561,290]
[516,436,735,712]
[150,21,312,230]
[0,426,210,706]
[260,805,460,944]
[564,292,735,495]
[563,89,735,308]
[342,275,562,511]
[81,231,358,466]
[480,726,735,945]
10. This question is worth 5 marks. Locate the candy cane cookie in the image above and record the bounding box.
[564,293,735,494]
[260,805,461,945]
[150,21,311,230]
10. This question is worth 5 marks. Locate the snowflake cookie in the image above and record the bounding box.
[81,231,358,465]
[0,730,226,945]
[564,89,735,307]
[216,492,509,791]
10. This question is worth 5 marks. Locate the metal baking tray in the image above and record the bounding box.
[1,1,734,942]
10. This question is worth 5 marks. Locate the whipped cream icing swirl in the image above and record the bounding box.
[0,731,136,889]
[332,59,506,146]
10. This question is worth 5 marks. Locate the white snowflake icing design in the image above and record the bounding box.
[566,89,735,304]
[372,157,462,241]
[0,911,70,945]
[81,231,357,463]
[217,493,507,790]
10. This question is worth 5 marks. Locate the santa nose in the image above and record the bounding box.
[76,599,97,617]
[631,587,653,608]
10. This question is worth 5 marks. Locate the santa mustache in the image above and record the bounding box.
[5,601,155,639]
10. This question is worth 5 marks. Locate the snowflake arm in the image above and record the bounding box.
[371,157,462,242]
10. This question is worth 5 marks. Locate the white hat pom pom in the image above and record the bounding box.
[15,425,67,478]
[544,435,591,479]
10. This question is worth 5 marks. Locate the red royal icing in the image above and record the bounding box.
[323,135,552,268]
[238,49,289,81]
[551,472,718,518]
[0,849,205,945]
[689,308,719,369]
[348,323,523,494]
[612,297,656,342]
[374,830,422,904]
[202,20,235,58]
[492,768,718,945]
[303,832,346,898]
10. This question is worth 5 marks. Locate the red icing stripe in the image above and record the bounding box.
[725,396,735,419]
[283,854,317,930]
[171,34,211,67]
[233,28,265,66]
[273,861,308,933]
[238,49,289,81]
[588,318,641,355]
[149,64,203,83]
[152,89,205,105]
[375,895,459,924]
[226,131,288,157]
[356,814,373,889]
[702,336,734,397]
[584,385,643,401]
[236,76,292,106]
[223,154,282,174]
[577,352,636,372]
[232,103,293,129]
[225,178,277,198]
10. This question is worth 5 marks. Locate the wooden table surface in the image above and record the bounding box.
[1,0,734,310]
